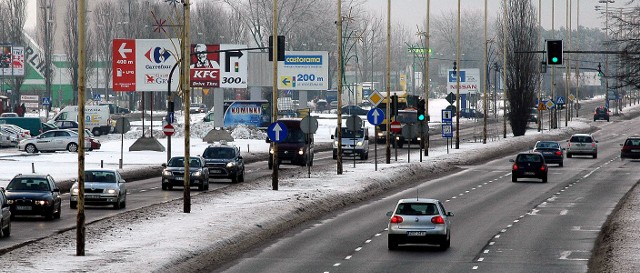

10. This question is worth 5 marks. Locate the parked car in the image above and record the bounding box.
[510,152,548,182]
[566,133,598,158]
[0,124,31,139]
[0,131,18,147]
[70,169,127,209]
[315,99,330,112]
[41,122,58,133]
[533,141,564,167]
[161,156,210,190]
[593,106,610,122]
[84,129,102,151]
[1,125,29,142]
[460,108,484,118]
[202,143,245,183]
[18,129,91,153]
[4,174,62,220]
[0,188,11,238]
[190,103,208,113]
[621,136,640,160]
[0,117,45,136]
[53,120,79,130]
[386,198,453,250]
[341,105,369,116]
[0,112,18,117]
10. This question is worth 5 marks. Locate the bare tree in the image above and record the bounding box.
[3,0,26,104]
[63,0,93,105]
[607,6,640,91]
[94,2,116,102]
[37,0,55,110]
[498,0,540,136]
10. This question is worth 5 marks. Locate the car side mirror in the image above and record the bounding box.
[265,137,272,143]
[161,163,167,168]
[331,135,335,139]
[596,141,599,143]
[386,211,393,217]
[509,159,515,162]
[447,212,454,217]
[238,156,243,160]
[620,143,623,146]
[53,188,60,192]
[120,179,126,183]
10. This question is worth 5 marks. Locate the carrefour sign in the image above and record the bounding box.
[113,39,180,92]
[278,51,328,91]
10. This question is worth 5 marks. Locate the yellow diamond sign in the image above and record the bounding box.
[546,100,555,109]
[568,94,575,101]
[368,90,383,106]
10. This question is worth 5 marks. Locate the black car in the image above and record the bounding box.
[460,108,484,118]
[594,106,610,122]
[510,152,548,183]
[533,141,564,167]
[161,156,210,191]
[5,174,62,220]
[54,120,79,130]
[341,105,369,116]
[0,188,11,238]
[202,143,245,183]
[621,136,640,160]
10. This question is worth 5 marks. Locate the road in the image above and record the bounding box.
[215,110,638,273]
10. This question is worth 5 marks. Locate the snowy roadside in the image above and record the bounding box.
[0,118,596,273]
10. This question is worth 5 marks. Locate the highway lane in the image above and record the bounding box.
[215,116,639,273]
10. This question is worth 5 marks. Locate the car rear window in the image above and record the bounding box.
[517,154,542,163]
[395,203,438,216]
[536,142,559,149]
[570,136,593,143]
[7,178,50,191]
[625,139,640,146]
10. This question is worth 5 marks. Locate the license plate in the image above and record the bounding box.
[281,160,292,164]
[344,150,353,154]
[175,177,183,181]
[16,205,32,211]
[543,152,552,155]
[210,170,222,174]
[632,150,640,153]
[407,231,427,237]
[524,172,535,175]
[86,195,101,199]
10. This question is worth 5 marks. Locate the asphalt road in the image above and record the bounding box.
[215,109,639,273]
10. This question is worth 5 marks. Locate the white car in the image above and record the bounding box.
[1,124,30,142]
[0,131,18,147]
[18,129,91,153]
[387,198,453,250]
[70,169,127,209]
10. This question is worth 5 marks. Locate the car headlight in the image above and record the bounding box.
[395,136,400,140]
[333,140,338,147]
[416,137,421,141]
[226,162,237,168]
[298,149,304,155]
[356,141,363,147]
[162,170,172,176]
[269,148,274,154]
[192,171,202,177]
[107,189,117,194]
[377,132,384,137]
[7,200,14,205]
[72,188,79,195]
[35,200,49,206]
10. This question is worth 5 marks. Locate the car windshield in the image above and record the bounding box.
[395,203,438,216]
[338,128,364,138]
[85,171,116,183]
[7,177,50,191]
[570,136,593,143]
[517,154,542,163]
[395,112,417,123]
[167,157,203,167]
[284,129,307,143]
[625,139,640,146]
[536,142,559,149]
[203,148,236,159]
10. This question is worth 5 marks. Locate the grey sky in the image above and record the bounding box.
[365,0,608,31]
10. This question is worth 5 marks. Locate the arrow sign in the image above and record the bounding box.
[367,108,385,126]
[118,42,132,59]
[225,51,243,72]
[281,77,291,86]
[267,121,288,143]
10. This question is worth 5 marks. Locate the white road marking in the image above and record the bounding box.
[465,190,470,193]
[559,250,589,261]
[355,247,362,252]
[529,209,540,215]
[484,249,490,254]
[489,242,495,245]
[494,235,501,239]
[560,209,569,215]
[501,229,507,233]
[375,233,381,237]
[507,224,513,228]
[345,256,352,260]
[365,239,371,244]
[478,258,484,262]
[472,266,479,270]
[513,220,519,223]
[333,263,341,267]
[140,190,147,192]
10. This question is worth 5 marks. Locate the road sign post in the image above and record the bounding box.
[300,116,317,177]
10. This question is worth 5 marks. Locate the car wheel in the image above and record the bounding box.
[198,183,204,191]
[332,150,337,160]
[1,219,10,237]
[70,201,77,209]
[67,143,79,152]
[388,236,398,250]
[512,176,517,182]
[268,160,273,170]
[121,198,126,209]
[439,233,451,250]
[567,153,572,158]
[113,196,121,209]
[92,128,101,136]
[161,184,168,190]
[360,152,366,160]
[542,175,548,183]
[45,208,54,220]
[559,161,563,167]
[239,172,245,182]
[205,181,210,190]
[54,203,61,219]
[25,144,38,153]
[593,153,598,159]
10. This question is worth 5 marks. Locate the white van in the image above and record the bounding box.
[332,126,369,160]
[51,105,112,136]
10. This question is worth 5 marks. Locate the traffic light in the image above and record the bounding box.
[390,94,398,118]
[417,99,426,122]
[597,63,603,77]
[268,35,285,61]
[546,40,563,65]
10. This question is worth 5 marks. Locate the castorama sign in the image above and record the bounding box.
[277,51,329,91]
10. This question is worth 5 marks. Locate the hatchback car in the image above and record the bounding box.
[511,152,548,182]
[0,188,11,238]
[566,134,598,158]
[341,105,369,116]
[533,141,564,167]
[4,174,62,220]
[161,156,210,191]
[387,198,453,250]
[53,120,79,130]
[593,106,610,122]
[18,129,91,153]
[70,169,127,209]
[203,143,245,183]
[621,136,640,160]
[190,103,208,113]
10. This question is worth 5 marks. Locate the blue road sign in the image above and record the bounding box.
[93,94,102,101]
[556,96,565,105]
[367,108,385,126]
[448,70,466,83]
[267,121,288,143]
[441,109,453,123]
[42,97,51,106]
[442,123,453,138]
[166,112,175,124]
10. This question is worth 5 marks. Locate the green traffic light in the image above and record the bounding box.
[418,114,425,121]
[552,57,558,63]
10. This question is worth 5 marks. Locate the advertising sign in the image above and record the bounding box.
[0,46,25,76]
[447,68,481,95]
[222,100,271,128]
[112,39,180,92]
[278,51,329,90]
[190,44,248,88]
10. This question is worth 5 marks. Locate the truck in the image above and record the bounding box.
[375,109,426,149]
[50,105,112,136]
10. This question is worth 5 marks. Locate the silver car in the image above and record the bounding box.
[566,133,598,158]
[18,129,90,153]
[70,169,127,209]
[0,131,18,148]
[386,198,453,250]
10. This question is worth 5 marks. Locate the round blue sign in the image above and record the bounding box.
[267,122,288,143]
[367,108,385,126]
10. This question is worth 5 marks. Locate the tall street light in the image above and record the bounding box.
[424,0,430,156]
[385,0,391,163]
[502,0,507,138]
[455,0,461,149]
[483,0,488,144]
[336,0,344,173]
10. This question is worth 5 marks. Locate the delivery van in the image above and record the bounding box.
[332,126,369,160]
[51,105,111,136]
[266,118,314,169]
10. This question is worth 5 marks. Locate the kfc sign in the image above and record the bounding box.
[190,44,247,88]
[112,39,180,92]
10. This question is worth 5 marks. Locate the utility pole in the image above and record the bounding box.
[182,0,192,212]
[272,0,280,186]
[483,0,487,144]
[336,0,344,174]
[385,0,391,163]
[502,0,507,138]
[424,0,430,156]
[76,0,87,256]
[455,0,460,149]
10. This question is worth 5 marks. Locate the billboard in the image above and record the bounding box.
[0,46,25,76]
[190,44,248,88]
[278,51,329,90]
[222,100,271,128]
[447,68,481,95]
[112,39,180,92]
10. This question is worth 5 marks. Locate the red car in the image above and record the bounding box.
[621,136,640,160]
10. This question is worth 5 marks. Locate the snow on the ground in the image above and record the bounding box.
[0,97,633,272]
